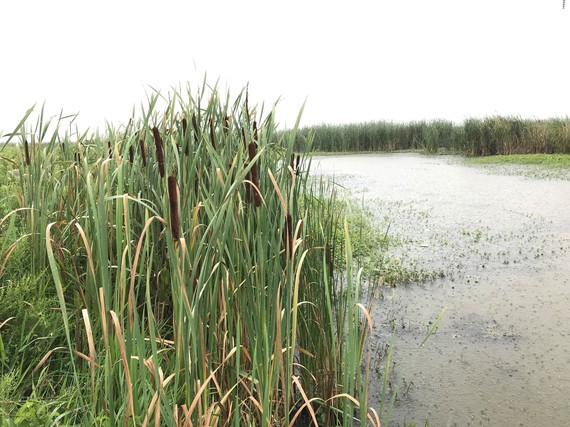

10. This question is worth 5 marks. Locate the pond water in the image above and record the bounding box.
[313,153,570,426]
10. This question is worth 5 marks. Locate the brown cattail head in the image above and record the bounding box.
[192,114,199,143]
[167,175,180,242]
[139,139,147,167]
[23,139,30,166]
[152,126,165,178]
[284,213,293,256]
[209,117,216,149]
[295,155,301,175]
[182,117,189,156]
[129,146,134,163]
[247,142,261,207]
[74,152,81,164]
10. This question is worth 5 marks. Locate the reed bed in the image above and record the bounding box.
[296,116,570,155]
[0,85,382,426]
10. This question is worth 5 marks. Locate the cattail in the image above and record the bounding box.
[152,126,165,178]
[139,139,147,167]
[74,152,81,164]
[284,213,293,256]
[209,117,216,149]
[181,117,189,156]
[129,146,134,163]
[23,139,30,166]
[167,175,180,241]
[192,114,199,143]
[107,141,112,159]
[295,155,301,176]
[290,154,295,170]
[248,142,261,207]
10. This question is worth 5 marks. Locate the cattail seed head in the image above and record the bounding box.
[167,175,180,241]
[182,117,189,156]
[129,146,134,163]
[152,126,165,178]
[209,117,216,149]
[192,114,199,143]
[139,139,147,167]
[23,139,30,166]
[285,213,293,256]
[247,142,261,207]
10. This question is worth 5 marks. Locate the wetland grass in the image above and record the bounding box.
[0,84,384,426]
[297,116,570,156]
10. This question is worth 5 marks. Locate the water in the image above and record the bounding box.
[313,153,570,426]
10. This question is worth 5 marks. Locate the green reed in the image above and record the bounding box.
[1,84,381,426]
[295,116,570,155]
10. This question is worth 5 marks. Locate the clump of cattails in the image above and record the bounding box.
[289,153,302,176]
[139,139,147,167]
[23,139,30,166]
[152,126,165,178]
[167,175,180,241]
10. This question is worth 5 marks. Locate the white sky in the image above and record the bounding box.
[1,0,569,136]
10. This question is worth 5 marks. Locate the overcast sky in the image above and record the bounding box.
[1,0,569,136]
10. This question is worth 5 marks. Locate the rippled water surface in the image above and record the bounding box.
[313,153,570,426]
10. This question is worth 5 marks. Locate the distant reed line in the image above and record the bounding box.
[292,116,570,155]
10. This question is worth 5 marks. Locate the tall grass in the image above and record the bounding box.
[1,84,382,425]
[296,116,570,155]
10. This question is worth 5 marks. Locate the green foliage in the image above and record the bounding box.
[0,274,63,379]
[1,83,381,426]
[295,116,570,156]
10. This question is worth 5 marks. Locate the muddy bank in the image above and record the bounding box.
[314,153,570,426]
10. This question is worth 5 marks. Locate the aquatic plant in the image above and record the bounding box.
[0,84,382,426]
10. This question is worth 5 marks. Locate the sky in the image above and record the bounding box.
[1,0,569,137]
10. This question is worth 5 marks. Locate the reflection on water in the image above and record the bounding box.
[314,153,570,426]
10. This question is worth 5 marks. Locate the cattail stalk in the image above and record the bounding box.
[152,126,165,178]
[167,175,180,241]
